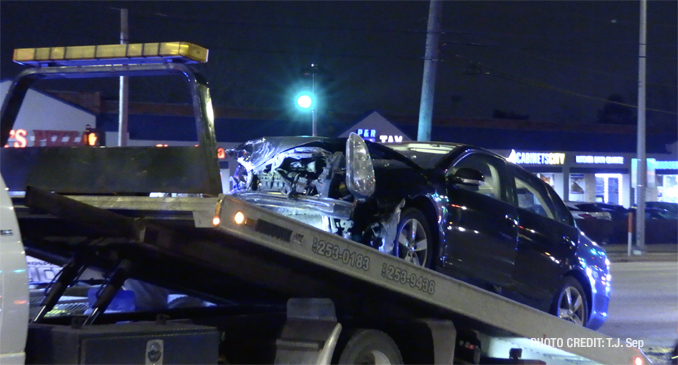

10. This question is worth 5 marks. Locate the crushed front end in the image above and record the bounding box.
[227,134,401,251]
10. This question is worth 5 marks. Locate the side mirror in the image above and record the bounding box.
[449,167,485,186]
[346,132,376,201]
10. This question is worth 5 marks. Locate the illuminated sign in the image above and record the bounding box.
[575,155,624,164]
[356,129,403,143]
[655,161,678,170]
[507,149,565,165]
[4,129,84,147]
[5,129,27,147]
[356,129,377,142]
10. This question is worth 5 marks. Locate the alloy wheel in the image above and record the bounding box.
[396,217,429,266]
[556,285,586,325]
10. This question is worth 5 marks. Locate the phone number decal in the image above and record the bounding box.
[311,237,370,271]
[381,263,436,295]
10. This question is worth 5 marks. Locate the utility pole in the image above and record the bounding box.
[417,0,442,142]
[634,0,647,255]
[118,8,129,147]
[311,64,317,137]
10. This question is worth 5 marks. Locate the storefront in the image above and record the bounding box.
[654,160,678,203]
[503,149,632,207]
[504,149,567,200]
[571,153,628,206]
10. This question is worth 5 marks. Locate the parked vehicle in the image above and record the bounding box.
[565,202,613,221]
[629,205,678,244]
[646,201,678,217]
[564,201,615,245]
[229,137,611,329]
[565,201,677,244]
[567,202,629,220]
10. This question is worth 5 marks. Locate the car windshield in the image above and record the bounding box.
[383,142,459,169]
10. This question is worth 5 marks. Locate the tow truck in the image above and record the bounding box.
[0,41,650,364]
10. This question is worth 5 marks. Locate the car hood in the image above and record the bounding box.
[227,136,332,170]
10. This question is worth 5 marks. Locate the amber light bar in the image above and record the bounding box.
[13,41,208,67]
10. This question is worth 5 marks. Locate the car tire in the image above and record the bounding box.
[551,276,588,327]
[394,208,432,268]
[336,329,403,365]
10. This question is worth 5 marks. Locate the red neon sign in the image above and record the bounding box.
[4,129,85,147]
[5,129,28,147]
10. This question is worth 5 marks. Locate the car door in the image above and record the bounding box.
[439,151,519,287]
[510,166,579,307]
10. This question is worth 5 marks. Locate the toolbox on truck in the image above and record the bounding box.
[26,321,219,364]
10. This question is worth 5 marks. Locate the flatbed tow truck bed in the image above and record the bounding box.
[13,187,647,365]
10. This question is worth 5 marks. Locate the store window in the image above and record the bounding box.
[569,173,586,202]
[595,173,622,205]
[661,175,678,203]
[537,173,555,188]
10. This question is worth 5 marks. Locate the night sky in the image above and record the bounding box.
[1,1,676,127]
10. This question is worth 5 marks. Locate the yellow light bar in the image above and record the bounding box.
[13,41,208,67]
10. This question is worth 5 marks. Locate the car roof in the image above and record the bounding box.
[382,141,510,169]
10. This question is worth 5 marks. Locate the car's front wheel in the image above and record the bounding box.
[551,276,588,326]
[394,208,432,268]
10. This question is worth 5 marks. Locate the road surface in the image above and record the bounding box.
[598,260,678,363]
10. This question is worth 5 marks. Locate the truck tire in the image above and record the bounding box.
[394,208,432,268]
[336,329,403,364]
[551,276,588,327]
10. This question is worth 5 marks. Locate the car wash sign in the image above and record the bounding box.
[507,149,565,165]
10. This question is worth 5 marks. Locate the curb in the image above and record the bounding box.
[600,244,677,263]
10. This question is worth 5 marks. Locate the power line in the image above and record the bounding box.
[211,46,421,62]
[107,5,677,115]
[448,43,677,90]
[213,43,676,92]
[127,9,428,35]
[450,54,677,116]
[125,7,677,51]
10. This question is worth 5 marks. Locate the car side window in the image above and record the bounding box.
[514,170,555,220]
[545,183,574,225]
[449,153,506,202]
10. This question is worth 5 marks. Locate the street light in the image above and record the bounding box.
[296,92,314,110]
[295,90,316,136]
[300,64,320,136]
[295,63,332,136]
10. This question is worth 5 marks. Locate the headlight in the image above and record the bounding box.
[345,132,376,201]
